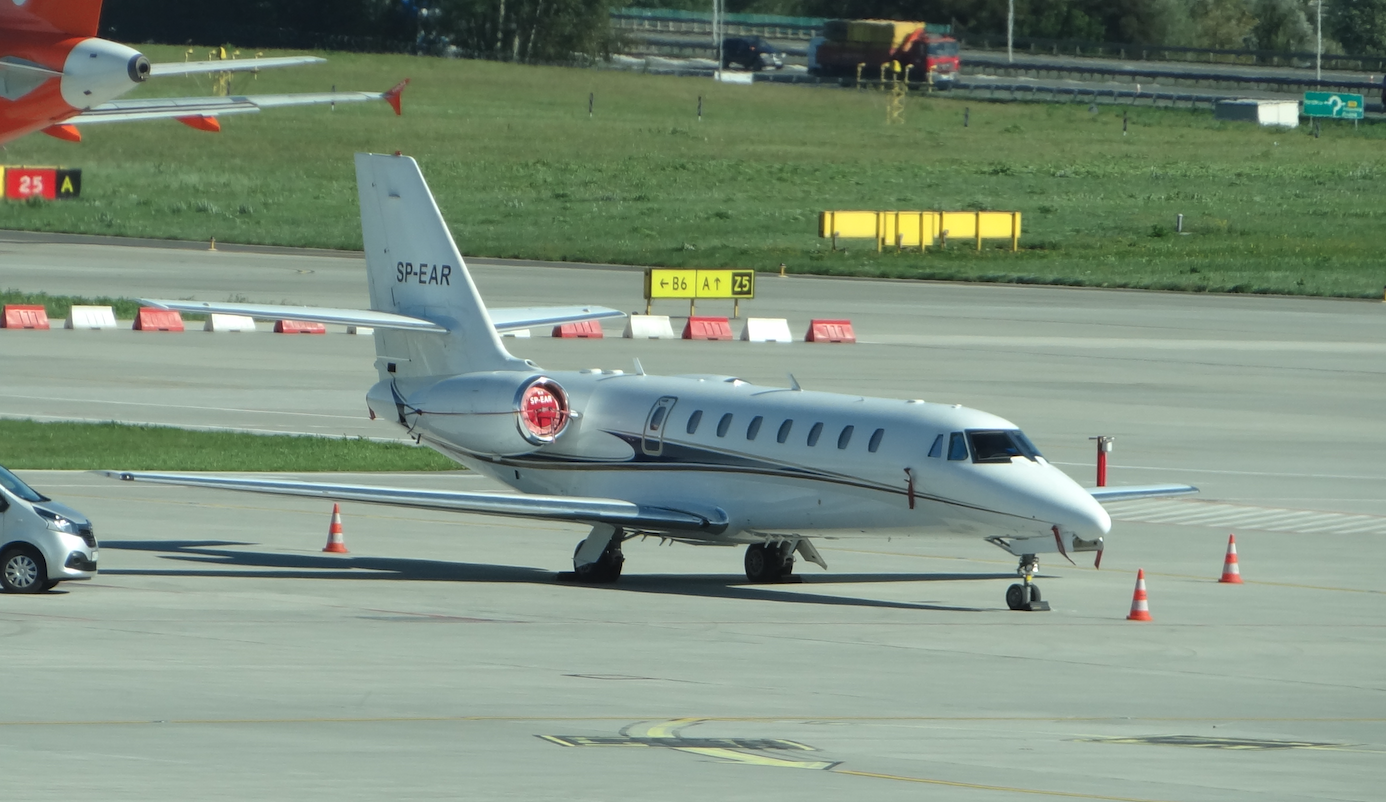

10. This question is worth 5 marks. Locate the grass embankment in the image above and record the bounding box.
[0,420,457,471]
[1,47,1383,297]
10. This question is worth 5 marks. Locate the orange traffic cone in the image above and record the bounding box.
[1127,569,1152,621]
[323,503,348,553]
[1219,534,1243,584]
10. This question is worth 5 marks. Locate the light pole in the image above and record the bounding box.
[1007,0,1014,63]
[1316,0,1323,82]
[712,0,723,75]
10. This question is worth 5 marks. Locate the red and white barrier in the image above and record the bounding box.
[740,318,792,343]
[205,314,257,332]
[682,316,733,340]
[65,305,117,330]
[2,305,50,330]
[805,318,855,343]
[134,308,184,332]
[623,315,676,339]
[553,320,605,338]
[274,320,326,334]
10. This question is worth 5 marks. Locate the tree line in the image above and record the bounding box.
[98,0,1386,61]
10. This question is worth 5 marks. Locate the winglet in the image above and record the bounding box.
[384,79,410,116]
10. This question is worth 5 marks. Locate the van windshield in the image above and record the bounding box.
[0,466,46,502]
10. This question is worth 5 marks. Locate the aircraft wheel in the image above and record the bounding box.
[574,541,623,584]
[1005,583,1025,611]
[744,544,784,583]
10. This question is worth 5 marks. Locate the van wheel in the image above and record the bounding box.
[1,546,52,593]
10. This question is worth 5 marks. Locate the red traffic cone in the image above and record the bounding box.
[323,503,348,553]
[1127,569,1152,621]
[1219,534,1243,584]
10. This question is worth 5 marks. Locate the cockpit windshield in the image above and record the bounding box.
[0,465,47,502]
[966,430,1043,464]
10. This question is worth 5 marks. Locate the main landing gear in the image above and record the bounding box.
[744,542,795,583]
[1006,553,1050,612]
[566,524,625,583]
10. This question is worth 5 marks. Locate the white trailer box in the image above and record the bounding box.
[1214,99,1299,128]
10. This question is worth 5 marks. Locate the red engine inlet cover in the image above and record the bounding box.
[519,380,568,441]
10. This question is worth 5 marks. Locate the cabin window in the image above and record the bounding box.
[649,406,668,431]
[686,410,703,435]
[777,419,793,443]
[807,422,823,446]
[948,431,969,460]
[716,413,733,437]
[837,425,854,449]
[928,434,944,458]
[746,415,763,440]
[868,428,885,453]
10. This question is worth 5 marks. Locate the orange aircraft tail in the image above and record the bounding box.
[0,0,104,38]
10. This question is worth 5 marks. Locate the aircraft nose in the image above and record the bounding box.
[1063,487,1111,538]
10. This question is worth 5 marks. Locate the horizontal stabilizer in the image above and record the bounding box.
[96,471,728,533]
[488,306,626,332]
[148,56,326,77]
[139,300,448,333]
[1089,484,1199,503]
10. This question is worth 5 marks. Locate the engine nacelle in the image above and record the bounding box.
[380,373,572,457]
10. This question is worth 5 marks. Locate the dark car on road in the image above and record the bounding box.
[721,36,784,71]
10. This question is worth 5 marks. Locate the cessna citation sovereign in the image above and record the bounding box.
[0,0,404,146]
[106,153,1196,611]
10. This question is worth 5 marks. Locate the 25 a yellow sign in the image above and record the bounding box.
[646,269,755,299]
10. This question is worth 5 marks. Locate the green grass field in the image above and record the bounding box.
[2,47,1384,297]
[0,420,457,471]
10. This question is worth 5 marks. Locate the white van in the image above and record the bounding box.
[0,466,98,593]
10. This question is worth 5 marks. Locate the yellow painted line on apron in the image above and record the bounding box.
[675,747,836,770]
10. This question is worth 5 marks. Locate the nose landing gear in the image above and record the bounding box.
[1006,554,1050,611]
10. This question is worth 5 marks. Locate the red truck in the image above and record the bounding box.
[808,19,959,84]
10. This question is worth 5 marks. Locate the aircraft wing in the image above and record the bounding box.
[71,80,407,124]
[149,57,327,77]
[1089,484,1199,503]
[487,306,626,332]
[141,300,447,332]
[97,471,728,533]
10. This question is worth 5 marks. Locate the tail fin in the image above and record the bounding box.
[355,152,528,380]
[0,0,103,37]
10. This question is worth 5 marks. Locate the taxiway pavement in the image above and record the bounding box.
[1,235,1384,800]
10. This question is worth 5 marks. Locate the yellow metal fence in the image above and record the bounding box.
[818,210,1022,252]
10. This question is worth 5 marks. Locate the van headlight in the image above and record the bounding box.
[36,508,80,535]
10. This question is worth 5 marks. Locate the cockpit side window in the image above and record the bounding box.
[947,431,968,461]
[928,434,943,458]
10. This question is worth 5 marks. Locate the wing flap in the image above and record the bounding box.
[1089,484,1199,503]
[97,471,726,533]
[139,299,449,333]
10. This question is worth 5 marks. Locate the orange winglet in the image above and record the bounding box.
[177,115,221,133]
[41,124,82,142]
[384,79,410,116]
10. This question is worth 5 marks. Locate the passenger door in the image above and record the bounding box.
[642,397,678,456]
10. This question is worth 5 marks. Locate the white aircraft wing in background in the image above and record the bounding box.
[72,80,409,126]
[97,471,729,534]
[147,56,326,77]
[140,299,626,334]
[1088,485,1199,503]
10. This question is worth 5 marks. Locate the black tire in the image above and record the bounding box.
[2,546,50,594]
[1029,584,1041,603]
[745,544,787,583]
[574,541,623,583]
[1005,583,1025,611]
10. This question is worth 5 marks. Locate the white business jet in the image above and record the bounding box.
[106,153,1196,611]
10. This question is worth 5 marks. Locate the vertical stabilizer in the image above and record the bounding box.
[0,0,103,37]
[355,152,527,380]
